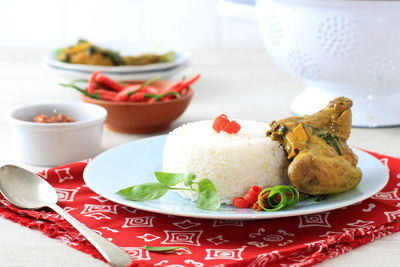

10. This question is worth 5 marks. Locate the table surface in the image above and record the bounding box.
[0,47,399,267]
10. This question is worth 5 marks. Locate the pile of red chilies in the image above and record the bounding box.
[61,71,200,103]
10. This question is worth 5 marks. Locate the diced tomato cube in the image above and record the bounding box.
[222,120,241,134]
[249,185,262,196]
[233,197,249,208]
[212,114,230,133]
[243,192,258,205]
[212,114,242,134]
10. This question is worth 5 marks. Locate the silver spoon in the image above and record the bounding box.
[0,164,132,267]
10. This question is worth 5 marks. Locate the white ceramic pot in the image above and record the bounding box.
[256,0,400,127]
[8,102,107,166]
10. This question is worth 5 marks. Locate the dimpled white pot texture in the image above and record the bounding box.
[257,0,400,127]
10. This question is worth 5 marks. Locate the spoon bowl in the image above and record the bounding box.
[0,165,57,209]
[0,164,132,267]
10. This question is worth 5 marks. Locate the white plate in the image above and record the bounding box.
[43,47,191,73]
[83,135,389,220]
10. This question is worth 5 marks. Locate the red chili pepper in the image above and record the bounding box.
[212,114,230,133]
[96,74,125,92]
[141,91,180,102]
[180,88,189,96]
[160,96,173,102]
[129,91,146,102]
[88,70,102,94]
[114,85,140,101]
[114,84,160,102]
[141,85,160,94]
[233,197,249,209]
[163,80,183,93]
[68,73,199,102]
[160,95,174,101]
[161,94,176,101]
[147,98,156,103]
[127,76,162,97]
[222,120,241,134]
[175,73,201,93]
[96,89,118,101]
[160,78,185,100]
[162,84,182,101]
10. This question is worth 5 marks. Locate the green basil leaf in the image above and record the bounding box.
[117,182,169,201]
[154,172,187,186]
[142,245,191,254]
[196,178,220,211]
[117,173,221,211]
[116,186,134,197]
[197,178,216,192]
[196,189,220,211]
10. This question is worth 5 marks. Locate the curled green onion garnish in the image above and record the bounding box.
[257,185,300,211]
[274,185,299,208]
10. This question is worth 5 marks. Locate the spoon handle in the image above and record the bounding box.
[48,203,132,267]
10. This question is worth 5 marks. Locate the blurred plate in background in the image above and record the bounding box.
[42,46,191,81]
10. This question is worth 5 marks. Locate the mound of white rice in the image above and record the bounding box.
[162,120,289,205]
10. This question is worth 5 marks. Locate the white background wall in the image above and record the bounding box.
[0,0,263,49]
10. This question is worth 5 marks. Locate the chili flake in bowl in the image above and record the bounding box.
[34,114,75,123]
[60,71,199,133]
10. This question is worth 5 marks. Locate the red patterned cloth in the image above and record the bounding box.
[1,151,400,267]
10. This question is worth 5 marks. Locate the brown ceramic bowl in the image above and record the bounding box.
[81,80,193,134]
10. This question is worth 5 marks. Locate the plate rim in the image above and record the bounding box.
[43,62,189,80]
[83,135,389,220]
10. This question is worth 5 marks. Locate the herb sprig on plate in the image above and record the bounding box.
[116,172,221,211]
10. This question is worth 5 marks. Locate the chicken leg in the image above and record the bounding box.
[267,97,362,195]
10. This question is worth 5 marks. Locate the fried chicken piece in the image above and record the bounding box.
[267,97,362,195]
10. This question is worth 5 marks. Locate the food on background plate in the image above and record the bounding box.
[33,114,74,123]
[267,97,362,195]
[57,39,176,66]
[59,71,200,103]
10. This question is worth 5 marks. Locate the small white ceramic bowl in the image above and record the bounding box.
[8,102,107,166]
